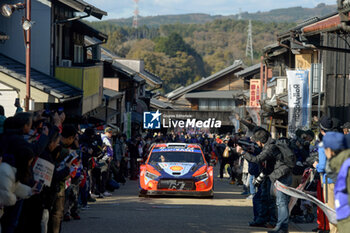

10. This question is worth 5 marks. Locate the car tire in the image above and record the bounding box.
[139,189,147,197]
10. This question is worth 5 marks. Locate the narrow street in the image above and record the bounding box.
[61,169,312,233]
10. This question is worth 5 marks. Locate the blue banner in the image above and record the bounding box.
[287,70,310,137]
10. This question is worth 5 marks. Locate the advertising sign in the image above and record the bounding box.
[287,70,310,137]
[33,158,55,187]
[249,79,261,107]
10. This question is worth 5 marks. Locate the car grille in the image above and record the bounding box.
[158,179,195,191]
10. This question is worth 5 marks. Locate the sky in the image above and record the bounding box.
[86,0,337,20]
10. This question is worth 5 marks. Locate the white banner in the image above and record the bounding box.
[33,158,55,187]
[275,181,337,224]
[287,70,310,137]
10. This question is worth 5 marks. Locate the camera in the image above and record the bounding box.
[237,139,261,154]
[252,172,266,187]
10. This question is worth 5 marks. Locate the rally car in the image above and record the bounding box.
[139,143,214,197]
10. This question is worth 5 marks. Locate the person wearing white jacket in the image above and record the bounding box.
[0,144,35,233]
[0,161,32,206]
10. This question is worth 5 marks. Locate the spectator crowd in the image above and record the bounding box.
[1,102,350,233]
[209,115,350,233]
[0,105,148,233]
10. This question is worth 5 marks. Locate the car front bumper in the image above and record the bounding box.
[143,189,214,197]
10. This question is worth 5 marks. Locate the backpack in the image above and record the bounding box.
[275,138,296,169]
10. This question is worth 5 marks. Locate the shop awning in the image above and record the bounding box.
[0,53,82,102]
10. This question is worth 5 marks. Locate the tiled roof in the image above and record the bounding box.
[58,0,107,19]
[184,90,249,99]
[166,60,244,100]
[236,63,261,77]
[103,88,123,98]
[0,54,82,101]
[150,98,173,109]
[139,70,162,87]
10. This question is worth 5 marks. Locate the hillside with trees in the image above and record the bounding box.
[102,3,336,27]
[89,19,295,93]
[87,4,337,93]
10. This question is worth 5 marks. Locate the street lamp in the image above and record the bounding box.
[22,20,34,31]
[1,3,25,17]
[1,1,32,111]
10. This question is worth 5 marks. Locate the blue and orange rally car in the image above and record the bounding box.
[139,143,214,197]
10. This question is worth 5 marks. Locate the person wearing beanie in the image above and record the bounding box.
[341,122,350,135]
[0,145,35,233]
[322,132,346,233]
[322,132,350,233]
[313,116,334,233]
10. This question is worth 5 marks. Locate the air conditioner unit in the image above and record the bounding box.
[61,59,72,67]
[276,77,287,95]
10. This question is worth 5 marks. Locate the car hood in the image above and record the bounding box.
[157,162,196,176]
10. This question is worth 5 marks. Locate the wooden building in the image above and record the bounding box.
[153,60,257,132]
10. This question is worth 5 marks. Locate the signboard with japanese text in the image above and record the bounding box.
[33,158,55,187]
[249,79,261,107]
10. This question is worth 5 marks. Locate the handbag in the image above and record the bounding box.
[223,146,230,158]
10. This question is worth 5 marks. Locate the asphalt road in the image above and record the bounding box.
[61,170,312,233]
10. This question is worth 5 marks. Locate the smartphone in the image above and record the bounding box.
[58,107,64,114]
[35,179,44,193]
[14,98,20,106]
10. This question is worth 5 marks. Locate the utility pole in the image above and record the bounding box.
[132,0,139,29]
[25,0,31,111]
[245,20,254,63]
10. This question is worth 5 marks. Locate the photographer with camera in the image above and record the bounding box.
[236,135,276,229]
[237,129,293,233]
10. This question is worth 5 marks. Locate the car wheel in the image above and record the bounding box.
[139,189,147,197]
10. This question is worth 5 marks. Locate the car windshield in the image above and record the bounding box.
[149,151,204,164]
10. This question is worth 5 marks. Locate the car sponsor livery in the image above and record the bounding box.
[170,165,184,171]
[139,143,214,197]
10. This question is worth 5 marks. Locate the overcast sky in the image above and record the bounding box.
[86,0,336,20]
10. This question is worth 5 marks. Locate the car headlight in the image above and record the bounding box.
[145,171,159,180]
[195,172,208,181]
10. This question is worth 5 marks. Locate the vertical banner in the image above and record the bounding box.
[248,79,261,126]
[123,112,132,140]
[287,70,310,137]
[249,79,261,107]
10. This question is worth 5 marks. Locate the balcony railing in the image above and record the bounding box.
[55,65,102,97]
[55,65,103,114]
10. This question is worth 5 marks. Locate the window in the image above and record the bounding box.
[199,99,234,110]
[219,99,228,110]
[74,45,84,63]
[208,99,218,110]
[199,99,208,110]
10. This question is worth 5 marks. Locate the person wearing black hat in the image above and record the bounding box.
[341,122,350,135]
[238,129,291,233]
[314,116,336,233]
